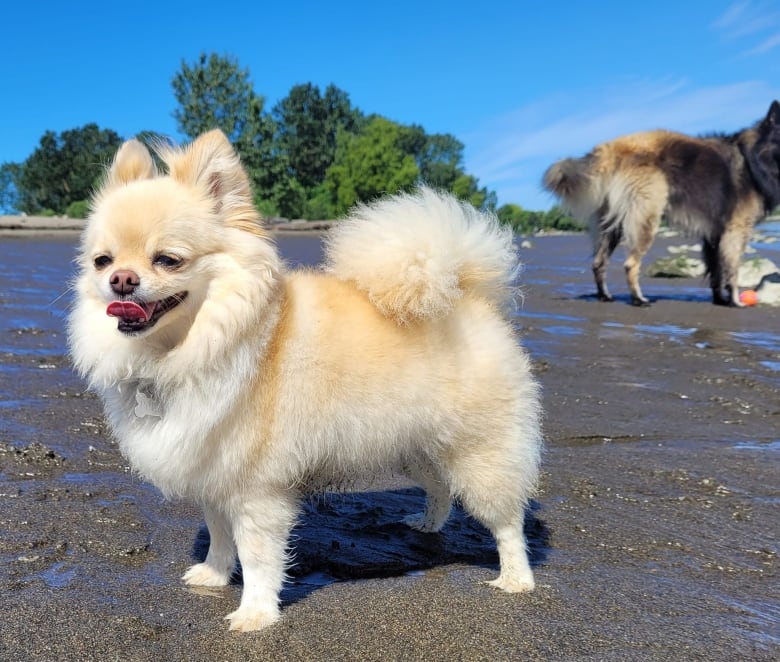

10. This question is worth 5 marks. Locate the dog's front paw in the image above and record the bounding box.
[486,572,535,593]
[225,606,280,632]
[182,562,231,587]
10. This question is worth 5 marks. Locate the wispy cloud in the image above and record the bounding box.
[712,1,751,30]
[745,30,780,53]
[465,79,779,209]
[712,0,780,54]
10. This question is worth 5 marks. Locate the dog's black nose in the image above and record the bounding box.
[109,269,140,295]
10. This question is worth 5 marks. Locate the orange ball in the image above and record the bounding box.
[739,289,759,306]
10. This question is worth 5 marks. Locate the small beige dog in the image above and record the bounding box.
[69,130,543,631]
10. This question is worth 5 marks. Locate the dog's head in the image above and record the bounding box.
[70,131,282,387]
[748,100,780,209]
[77,130,270,339]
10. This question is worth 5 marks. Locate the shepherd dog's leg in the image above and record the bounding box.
[593,224,622,302]
[719,224,752,307]
[702,237,728,305]
[623,213,661,306]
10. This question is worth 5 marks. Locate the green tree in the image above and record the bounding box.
[399,127,462,189]
[17,124,122,214]
[272,83,363,191]
[451,173,497,212]
[172,53,280,213]
[497,203,525,227]
[64,200,90,219]
[542,205,584,232]
[168,54,499,218]
[496,203,582,234]
[323,116,420,215]
[172,53,264,142]
[396,125,496,211]
[302,183,337,220]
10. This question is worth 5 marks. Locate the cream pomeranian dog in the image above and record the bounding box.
[68,130,542,632]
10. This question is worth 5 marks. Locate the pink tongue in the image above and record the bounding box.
[107,301,149,321]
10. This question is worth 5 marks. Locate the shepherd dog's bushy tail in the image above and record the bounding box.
[542,155,603,223]
[324,187,519,324]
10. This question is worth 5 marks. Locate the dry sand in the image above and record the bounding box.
[0,231,777,661]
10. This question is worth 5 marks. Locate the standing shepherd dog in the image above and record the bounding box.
[543,100,780,306]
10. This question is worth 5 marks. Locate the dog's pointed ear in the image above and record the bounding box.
[763,100,780,130]
[166,129,265,235]
[168,129,252,206]
[105,139,157,188]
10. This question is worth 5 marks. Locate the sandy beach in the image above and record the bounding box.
[0,230,777,660]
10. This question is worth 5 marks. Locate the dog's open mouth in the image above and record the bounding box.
[106,292,188,334]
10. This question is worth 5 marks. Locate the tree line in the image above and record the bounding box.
[0,52,579,231]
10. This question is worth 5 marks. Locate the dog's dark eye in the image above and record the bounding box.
[93,255,113,270]
[153,254,183,269]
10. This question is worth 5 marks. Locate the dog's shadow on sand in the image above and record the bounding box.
[191,488,550,606]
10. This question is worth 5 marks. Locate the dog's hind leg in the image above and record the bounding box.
[402,455,452,533]
[592,225,622,302]
[462,485,534,593]
[702,237,728,305]
[448,445,536,592]
[718,209,757,306]
[623,213,661,306]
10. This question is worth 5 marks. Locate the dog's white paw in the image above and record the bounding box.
[182,562,231,587]
[486,573,535,593]
[225,606,280,632]
[403,512,441,533]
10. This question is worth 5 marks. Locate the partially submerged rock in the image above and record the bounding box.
[647,253,779,286]
[646,255,705,278]
[666,243,700,254]
[738,256,780,288]
[756,272,780,306]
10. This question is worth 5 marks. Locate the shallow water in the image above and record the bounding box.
[2,232,776,373]
[755,219,780,251]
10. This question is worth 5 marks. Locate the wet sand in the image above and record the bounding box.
[0,232,777,661]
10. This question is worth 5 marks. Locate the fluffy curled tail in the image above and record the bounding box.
[324,187,519,324]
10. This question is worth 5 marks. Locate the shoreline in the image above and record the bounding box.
[0,215,333,235]
[3,213,777,236]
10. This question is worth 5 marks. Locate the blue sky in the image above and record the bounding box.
[2,0,779,210]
